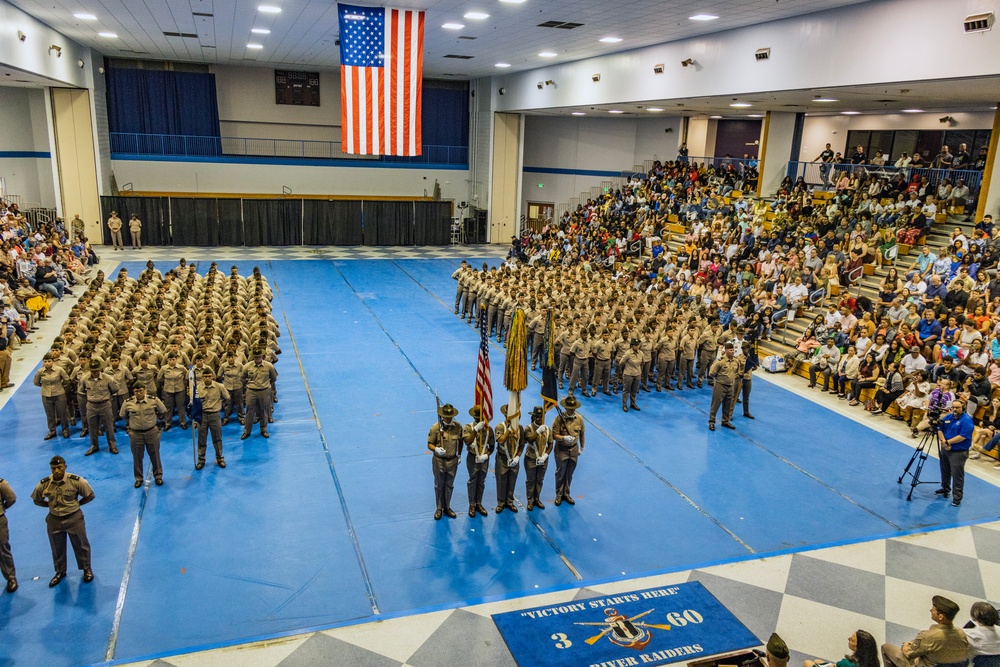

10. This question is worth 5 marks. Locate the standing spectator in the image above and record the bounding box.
[0,325,11,390]
[937,400,974,507]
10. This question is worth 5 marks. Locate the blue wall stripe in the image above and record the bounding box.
[523,166,625,178]
[110,153,467,170]
[0,150,51,159]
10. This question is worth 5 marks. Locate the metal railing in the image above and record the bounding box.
[110,132,469,166]
[786,161,983,200]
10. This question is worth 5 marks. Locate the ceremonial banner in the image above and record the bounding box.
[474,309,493,422]
[338,4,424,156]
[541,309,558,412]
[492,582,760,667]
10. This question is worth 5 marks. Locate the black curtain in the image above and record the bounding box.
[364,201,413,246]
[99,196,169,246]
[170,198,220,246]
[303,200,363,245]
[217,199,244,245]
[106,66,221,139]
[242,199,302,246]
[413,202,452,245]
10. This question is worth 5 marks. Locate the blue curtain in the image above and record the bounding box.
[421,86,468,148]
[106,67,221,138]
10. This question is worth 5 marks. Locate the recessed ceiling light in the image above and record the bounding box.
[689,14,719,21]
[729,102,752,108]
[464,12,489,19]
[646,107,664,112]
[442,23,464,29]
[500,0,526,3]
[608,109,624,114]
[74,12,96,20]
[251,28,271,34]
[902,109,924,113]
[710,115,723,119]
[247,43,264,49]
[572,112,586,116]
[495,62,511,68]
[258,5,281,13]
[814,98,838,103]
[98,32,117,38]
[599,37,622,43]
[747,114,763,117]
[841,111,861,115]
[538,51,557,57]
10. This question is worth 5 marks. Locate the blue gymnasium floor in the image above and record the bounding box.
[2,258,1000,667]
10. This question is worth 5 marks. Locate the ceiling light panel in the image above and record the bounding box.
[258,5,281,14]
[442,23,464,29]
[463,12,490,20]
[73,13,96,20]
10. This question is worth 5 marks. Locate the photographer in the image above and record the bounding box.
[936,400,974,507]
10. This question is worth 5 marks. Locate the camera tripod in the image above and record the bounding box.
[897,427,941,501]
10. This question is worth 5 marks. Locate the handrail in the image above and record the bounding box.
[110,132,469,166]
[786,160,983,199]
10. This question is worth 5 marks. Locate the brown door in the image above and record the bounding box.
[526,201,555,233]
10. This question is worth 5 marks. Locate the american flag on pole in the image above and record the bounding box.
[338,4,424,156]
[474,310,493,422]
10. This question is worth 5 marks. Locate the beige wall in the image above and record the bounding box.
[490,112,521,243]
[50,88,101,241]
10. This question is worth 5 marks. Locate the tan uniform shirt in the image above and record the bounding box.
[31,474,94,517]
[680,334,697,360]
[570,338,593,362]
[524,422,553,458]
[619,349,643,377]
[107,216,122,232]
[593,340,614,361]
[710,356,743,386]
[158,365,187,393]
[133,366,158,392]
[552,413,585,451]
[107,366,133,397]
[34,367,69,397]
[82,373,119,403]
[494,422,524,459]
[199,381,230,412]
[427,421,464,458]
[903,623,968,666]
[120,396,166,430]
[242,361,277,391]
[462,423,496,457]
[217,361,243,391]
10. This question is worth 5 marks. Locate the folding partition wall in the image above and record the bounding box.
[98,197,453,247]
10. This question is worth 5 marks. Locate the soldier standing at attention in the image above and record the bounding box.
[462,405,494,518]
[428,403,463,520]
[567,329,593,397]
[34,353,71,440]
[523,406,553,511]
[241,348,277,440]
[708,342,742,431]
[31,456,95,587]
[592,330,615,396]
[493,404,524,513]
[196,369,230,470]
[157,353,188,431]
[82,359,119,456]
[697,321,722,388]
[0,476,16,593]
[120,385,166,487]
[218,352,244,426]
[107,211,124,251]
[619,338,644,412]
[552,395,585,505]
[128,214,142,249]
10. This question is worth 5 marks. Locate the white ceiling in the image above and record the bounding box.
[9,0,878,78]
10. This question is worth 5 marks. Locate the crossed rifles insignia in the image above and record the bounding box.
[574,608,672,651]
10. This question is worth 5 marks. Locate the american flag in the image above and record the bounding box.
[474,310,493,422]
[338,4,423,156]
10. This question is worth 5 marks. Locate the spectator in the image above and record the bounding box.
[936,399,974,506]
[804,630,880,667]
[881,595,967,667]
[964,601,1000,656]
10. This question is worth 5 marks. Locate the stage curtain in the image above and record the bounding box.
[99,196,169,246]
[413,202,452,245]
[303,200,363,245]
[364,201,412,246]
[217,199,244,245]
[169,198,219,246]
[241,199,302,246]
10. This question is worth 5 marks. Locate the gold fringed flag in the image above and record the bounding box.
[541,309,558,412]
[505,308,528,430]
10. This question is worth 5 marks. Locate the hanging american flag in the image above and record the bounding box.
[474,309,493,423]
[338,4,424,156]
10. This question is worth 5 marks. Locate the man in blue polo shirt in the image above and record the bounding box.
[916,309,943,351]
[937,399,973,507]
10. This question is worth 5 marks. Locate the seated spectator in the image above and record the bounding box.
[804,630,880,667]
[850,351,881,406]
[809,337,841,390]
[964,601,1000,656]
[871,361,905,414]
[785,332,822,376]
[881,595,968,667]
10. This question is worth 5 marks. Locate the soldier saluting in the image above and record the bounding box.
[462,405,494,518]
[428,403,463,520]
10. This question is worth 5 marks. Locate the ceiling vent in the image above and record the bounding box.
[964,12,994,32]
[458,35,477,40]
[755,48,770,61]
[443,54,473,59]
[537,21,584,29]
[163,32,199,38]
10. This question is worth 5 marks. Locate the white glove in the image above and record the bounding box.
[476,454,488,464]
[435,446,446,456]
[474,421,485,432]
[508,458,519,467]
[537,425,549,436]
[537,454,548,465]
[563,435,575,444]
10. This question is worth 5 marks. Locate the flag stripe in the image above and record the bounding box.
[474,310,493,423]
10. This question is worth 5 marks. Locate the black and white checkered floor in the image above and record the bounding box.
[104,244,508,262]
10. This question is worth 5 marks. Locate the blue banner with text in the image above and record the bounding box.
[492,582,760,667]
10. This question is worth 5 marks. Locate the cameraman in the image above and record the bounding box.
[937,400,973,507]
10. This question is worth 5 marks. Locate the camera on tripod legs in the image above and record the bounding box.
[925,406,945,428]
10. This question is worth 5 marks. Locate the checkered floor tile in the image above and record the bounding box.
[102,244,508,263]
[120,521,1000,667]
